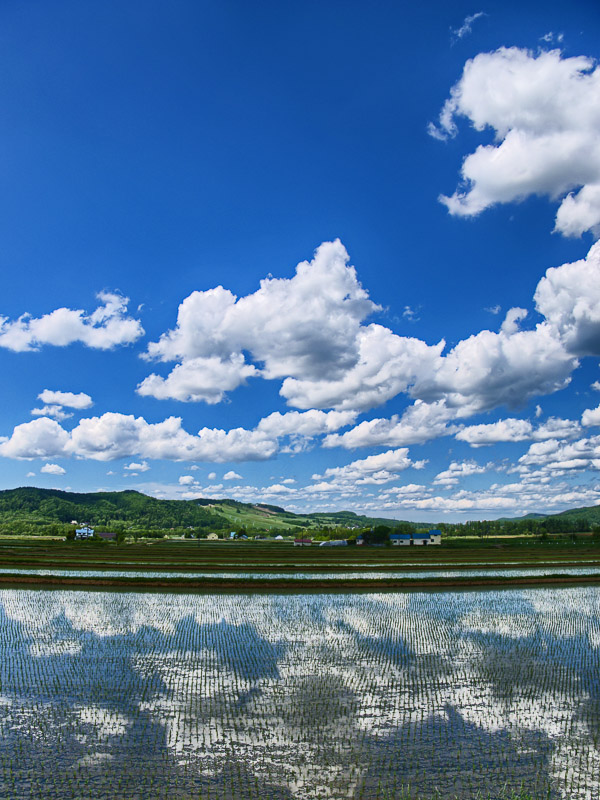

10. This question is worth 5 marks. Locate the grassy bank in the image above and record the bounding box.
[2,571,600,592]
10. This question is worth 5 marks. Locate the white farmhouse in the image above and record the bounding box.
[75,526,94,539]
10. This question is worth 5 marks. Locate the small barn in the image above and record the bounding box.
[412,533,432,546]
[389,533,412,546]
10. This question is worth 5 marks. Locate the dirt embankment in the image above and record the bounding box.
[2,573,600,593]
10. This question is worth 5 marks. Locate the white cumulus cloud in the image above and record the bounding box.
[134,239,600,424]
[223,470,242,480]
[456,416,581,447]
[140,240,378,403]
[500,307,528,335]
[38,390,93,409]
[412,322,575,413]
[68,413,278,463]
[31,405,73,421]
[137,354,258,404]
[281,324,444,411]
[431,47,600,237]
[433,460,489,486]
[40,463,66,475]
[256,409,357,438]
[323,400,457,449]
[0,418,70,460]
[124,461,149,472]
[456,417,534,446]
[582,405,600,427]
[312,448,426,491]
[31,390,93,423]
[0,292,143,352]
[534,240,600,356]
[518,435,600,472]
[0,413,278,463]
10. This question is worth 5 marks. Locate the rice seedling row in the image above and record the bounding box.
[0,588,598,799]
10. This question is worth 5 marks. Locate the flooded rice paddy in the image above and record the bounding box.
[1,587,600,799]
[2,565,600,580]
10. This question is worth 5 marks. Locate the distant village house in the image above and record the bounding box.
[358,529,442,546]
[75,526,94,539]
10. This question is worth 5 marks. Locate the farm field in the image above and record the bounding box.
[1,539,600,572]
[0,539,600,591]
[0,587,599,799]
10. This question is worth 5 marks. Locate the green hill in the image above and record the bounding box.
[553,505,600,523]
[0,487,403,536]
[3,486,597,539]
[0,487,230,534]
[500,506,600,525]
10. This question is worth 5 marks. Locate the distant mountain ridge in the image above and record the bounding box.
[500,506,600,523]
[554,505,600,522]
[0,487,403,534]
[0,486,598,535]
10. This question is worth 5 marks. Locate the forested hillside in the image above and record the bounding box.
[0,488,230,535]
[0,487,401,536]
[0,486,598,538]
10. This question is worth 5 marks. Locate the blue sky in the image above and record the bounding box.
[0,0,600,521]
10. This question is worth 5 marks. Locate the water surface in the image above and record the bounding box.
[0,588,599,799]
[2,565,600,580]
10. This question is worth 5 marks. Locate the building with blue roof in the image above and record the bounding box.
[359,530,442,546]
[390,530,442,546]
